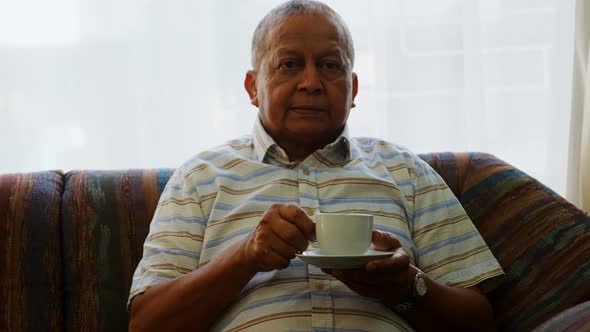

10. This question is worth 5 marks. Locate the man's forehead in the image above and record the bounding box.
[266,18,345,53]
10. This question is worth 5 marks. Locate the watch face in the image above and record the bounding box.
[416,273,428,297]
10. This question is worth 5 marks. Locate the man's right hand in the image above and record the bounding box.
[130,203,315,332]
[239,203,316,272]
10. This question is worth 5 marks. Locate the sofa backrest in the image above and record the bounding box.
[0,171,64,332]
[60,169,173,332]
[2,153,590,331]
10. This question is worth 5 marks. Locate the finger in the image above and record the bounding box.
[268,234,300,259]
[278,204,316,241]
[366,247,410,273]
[260,204,283,227]
[265,247,291,270]
[325,253,409,284]
[271,217,309,252]
[371,230,401,251]
[249,233,291,271]
[261,205,307,250]
[338,279,384,299]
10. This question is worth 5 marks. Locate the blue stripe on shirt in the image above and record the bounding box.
[417,231,480,256]
[154,214,206,226]
[414,199,459,218]
[195,167,284,186]
[204,227,254,249]
[145,248,200,260]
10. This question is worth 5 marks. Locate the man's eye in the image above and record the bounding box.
[321,62,342,71]
[279,60,299,70]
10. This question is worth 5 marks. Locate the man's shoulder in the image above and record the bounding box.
[349,137,442,186]
[177,135,254,174]
[350,137,421,164]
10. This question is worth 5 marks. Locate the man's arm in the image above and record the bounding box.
[408,280,495,332]
[324,231,496,332]
[129,240,256,331]
[129,204,315,331]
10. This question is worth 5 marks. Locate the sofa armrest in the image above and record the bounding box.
[420,152,590,331]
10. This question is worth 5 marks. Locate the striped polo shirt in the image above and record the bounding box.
[129,118,504,331]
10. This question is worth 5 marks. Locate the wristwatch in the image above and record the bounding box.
[390,266,428,313]
[414,268,428,297]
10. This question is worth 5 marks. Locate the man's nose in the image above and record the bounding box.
[297,65,323,94]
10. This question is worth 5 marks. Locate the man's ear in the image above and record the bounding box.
[351,72,358,108]
[244,70,259,107]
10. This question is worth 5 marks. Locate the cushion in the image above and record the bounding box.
[421,152,590,331]
[61,169,173,331]
[0,171,64,332]
[533,300,590,332]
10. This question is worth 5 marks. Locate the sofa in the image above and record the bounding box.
[1,152,589,331]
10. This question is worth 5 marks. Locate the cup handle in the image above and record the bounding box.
[308,215,318,249]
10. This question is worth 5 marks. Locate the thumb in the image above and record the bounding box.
[371,230,401,251]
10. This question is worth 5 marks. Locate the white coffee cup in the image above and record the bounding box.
[315,213,373,255]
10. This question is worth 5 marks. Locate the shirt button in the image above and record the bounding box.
[303,168,310,176]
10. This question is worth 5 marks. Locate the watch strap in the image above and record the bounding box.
[390,266,427,313]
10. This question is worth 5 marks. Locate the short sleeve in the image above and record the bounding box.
[128,166,206,307]
[410,157,504,290]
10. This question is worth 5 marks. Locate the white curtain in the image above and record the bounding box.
[0,0,577,199]
[568,0,590,212]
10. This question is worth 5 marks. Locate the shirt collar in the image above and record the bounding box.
[252,117,285,163]
[252,117,351,165]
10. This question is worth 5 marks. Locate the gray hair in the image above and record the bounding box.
[251,0,355,70]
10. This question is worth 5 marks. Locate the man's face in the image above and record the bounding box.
[245,14,358,149]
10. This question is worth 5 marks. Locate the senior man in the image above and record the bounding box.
[129,1,504,331]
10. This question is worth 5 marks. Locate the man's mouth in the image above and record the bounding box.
[289,106,327,113]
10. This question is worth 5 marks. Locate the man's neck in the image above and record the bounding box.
[255,120,346,163]
[277,136,334,162]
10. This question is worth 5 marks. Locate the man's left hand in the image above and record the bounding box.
[322,230,414,306]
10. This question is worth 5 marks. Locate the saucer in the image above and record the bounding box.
[295,249,394,269]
